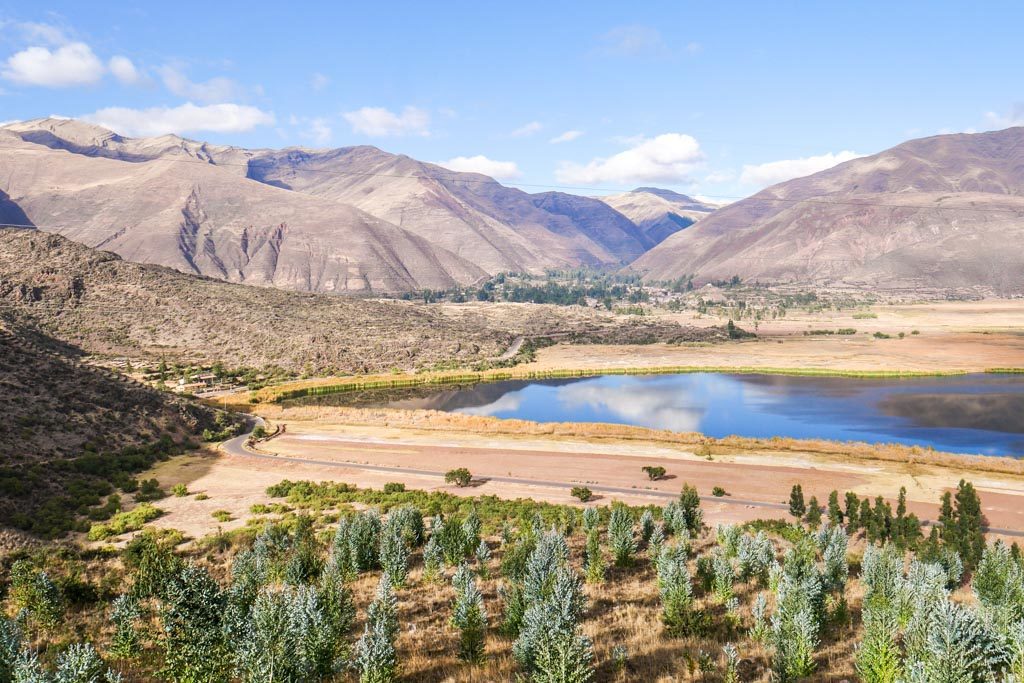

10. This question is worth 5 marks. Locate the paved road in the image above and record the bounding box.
[220,423,1024,537]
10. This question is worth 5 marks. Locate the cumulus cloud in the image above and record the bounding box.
[739,151,864,188]
[343,105,430,137]
[14,21,69,46]
[984,104,1024,129]
[598,25,669,58]
[2,42,104,87]
[158,65,243,103]
[84,102,275,137]
[108,56,143,85]
[439,155,521,180]
[550,130,584,144]
[556,133,704,185]
[510,121,542,137]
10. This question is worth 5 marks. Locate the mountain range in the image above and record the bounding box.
[631,127,1024,293]
[0,118,705,293]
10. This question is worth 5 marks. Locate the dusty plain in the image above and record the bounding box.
[144,300,1024,542]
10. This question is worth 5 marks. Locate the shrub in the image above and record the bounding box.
[379,526,409,588]
[211,510,232,523]
[445,468,473,488]
[570,487,592,503]
[712,486,728,497]
[383,482,406,494]
[642,466,666,481]
[88,504,163,541]
[171,484,188,497]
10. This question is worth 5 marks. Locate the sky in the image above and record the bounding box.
[1,1,1022,201]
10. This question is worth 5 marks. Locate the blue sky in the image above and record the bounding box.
[1,1,1022,200]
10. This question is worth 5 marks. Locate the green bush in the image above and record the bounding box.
[571,487,593,502]
[445,468,473,488]
[88,504,163,541]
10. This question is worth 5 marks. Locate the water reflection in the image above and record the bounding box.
[371,372,1024,456]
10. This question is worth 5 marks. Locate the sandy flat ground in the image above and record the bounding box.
[147,419,1024,541]
[529,300,1024,373]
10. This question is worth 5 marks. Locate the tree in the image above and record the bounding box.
[856,607,902,683]
[657,546,698,636]
[54,643,120,683]
[607,506,636,567]
[451,572,487,663]
[789,485,806,520]
[845,492,861,531]
[445,468,473,488]
[952,480,986,570]
[584,529,605,584]
[804,497,823,529]
[160,564,231,683]
[109,594,141,660]
[379,526,409,588]
[356,578,399,683]
[642,466,666,481]
[570,487,592,503]
[827,491,844,527]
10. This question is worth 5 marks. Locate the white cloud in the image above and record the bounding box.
[984,104,1024,129]
[310,72,330,91]
[685,41,702,54]
[550,130,584,144]
[2,42,104,87]
[439,155,521,180]
[108,56,142,85]
[556,133,704,185]
[301,117,333,145]
[598,25,669,58]
[739,151,864,188]
[158,65,242,103]
[83,102,275,137]
[15,21,69,46]
[342,105,430,137]
[510,121,542,137]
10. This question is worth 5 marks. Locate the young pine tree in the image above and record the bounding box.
[450,572,487,663]
[607,506,636,567]
[789,485,806,520]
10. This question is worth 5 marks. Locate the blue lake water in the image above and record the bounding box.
[381,373,1024,456]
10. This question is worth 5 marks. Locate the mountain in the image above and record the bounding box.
[599,188,718,244]
[238,147,651,271]
[0,118,655,290]
[630,128,1024,293]
[0,119,483,293]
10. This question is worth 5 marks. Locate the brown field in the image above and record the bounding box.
[532,299,1024,373]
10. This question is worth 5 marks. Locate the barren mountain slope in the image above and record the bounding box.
[0,122,484,293]
[243,147,652,270]
[630,128,1024,293]
[600,188,718,244]
[2,118,656,278]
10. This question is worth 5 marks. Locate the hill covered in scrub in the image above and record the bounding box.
[0,319,227,536]
[0,229,733,375]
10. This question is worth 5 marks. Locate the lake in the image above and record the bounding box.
[361,372,1024,456]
